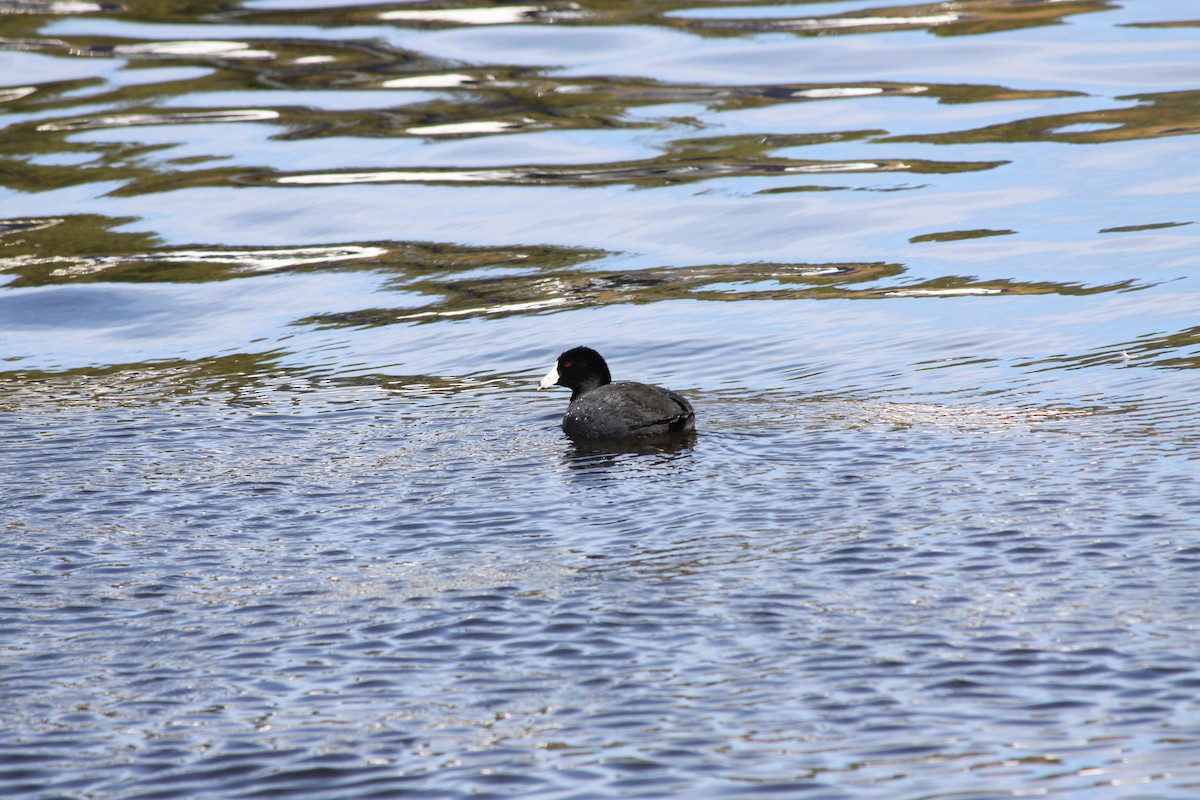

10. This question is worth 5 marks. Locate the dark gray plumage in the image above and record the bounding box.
[538,347,695,439]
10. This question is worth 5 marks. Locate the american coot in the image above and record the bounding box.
[538,346,696,439]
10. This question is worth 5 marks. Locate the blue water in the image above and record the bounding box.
[2,0,1200,797]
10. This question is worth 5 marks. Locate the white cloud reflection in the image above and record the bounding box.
[35,245,388,277]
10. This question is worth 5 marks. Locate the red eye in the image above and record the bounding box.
[563,361,572,368]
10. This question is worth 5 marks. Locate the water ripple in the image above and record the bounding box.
[4,0,1200,797]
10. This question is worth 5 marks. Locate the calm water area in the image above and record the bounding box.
[3,0,1200,797]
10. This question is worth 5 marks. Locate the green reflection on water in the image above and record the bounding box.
[0,350,290,408]
[230,0,1117,39]
[909,229,1015,244]
[1022,325,1200,372]
[0,215,606,287]
[297,258,1140,328]
[886,89,1200,145]
[0,213,1145,329]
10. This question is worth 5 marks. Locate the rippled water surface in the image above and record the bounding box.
[4,0,1200,797]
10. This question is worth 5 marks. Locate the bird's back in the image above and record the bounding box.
[563,381,695,439]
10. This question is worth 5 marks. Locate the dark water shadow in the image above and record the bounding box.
[560,431,698,472]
